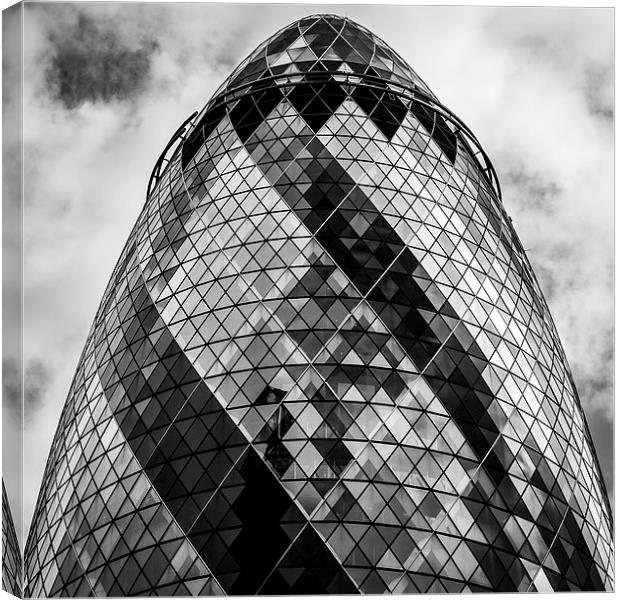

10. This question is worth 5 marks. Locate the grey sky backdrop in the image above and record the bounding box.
[3,3,613,546]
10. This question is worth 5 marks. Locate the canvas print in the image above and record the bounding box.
[2,3,614,596]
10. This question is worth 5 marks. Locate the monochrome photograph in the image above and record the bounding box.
[2,3,614,596]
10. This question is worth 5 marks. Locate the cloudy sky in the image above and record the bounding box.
[3,3,613,546]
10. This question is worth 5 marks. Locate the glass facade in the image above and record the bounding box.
[24,14,612,596]
[3,480,22,597]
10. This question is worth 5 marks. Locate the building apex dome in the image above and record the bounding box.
[162,13,502,204]
[213,13,435,99]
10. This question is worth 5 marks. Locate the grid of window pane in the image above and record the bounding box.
[3,481,22,597]
[24,14,613,595]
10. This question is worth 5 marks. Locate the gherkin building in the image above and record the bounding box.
[3,481,22,597]
[24,14,613,596]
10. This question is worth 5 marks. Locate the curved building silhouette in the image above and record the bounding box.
[24,14,613,595]
[3,481,22,597]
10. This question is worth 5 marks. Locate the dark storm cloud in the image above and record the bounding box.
[583,65,613,121]
[3,357,21,420]
[24,359,51,418]
[44,11,158,109]
[503,167,560,215]
[571,321,613,407]
[2,357,51,420]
